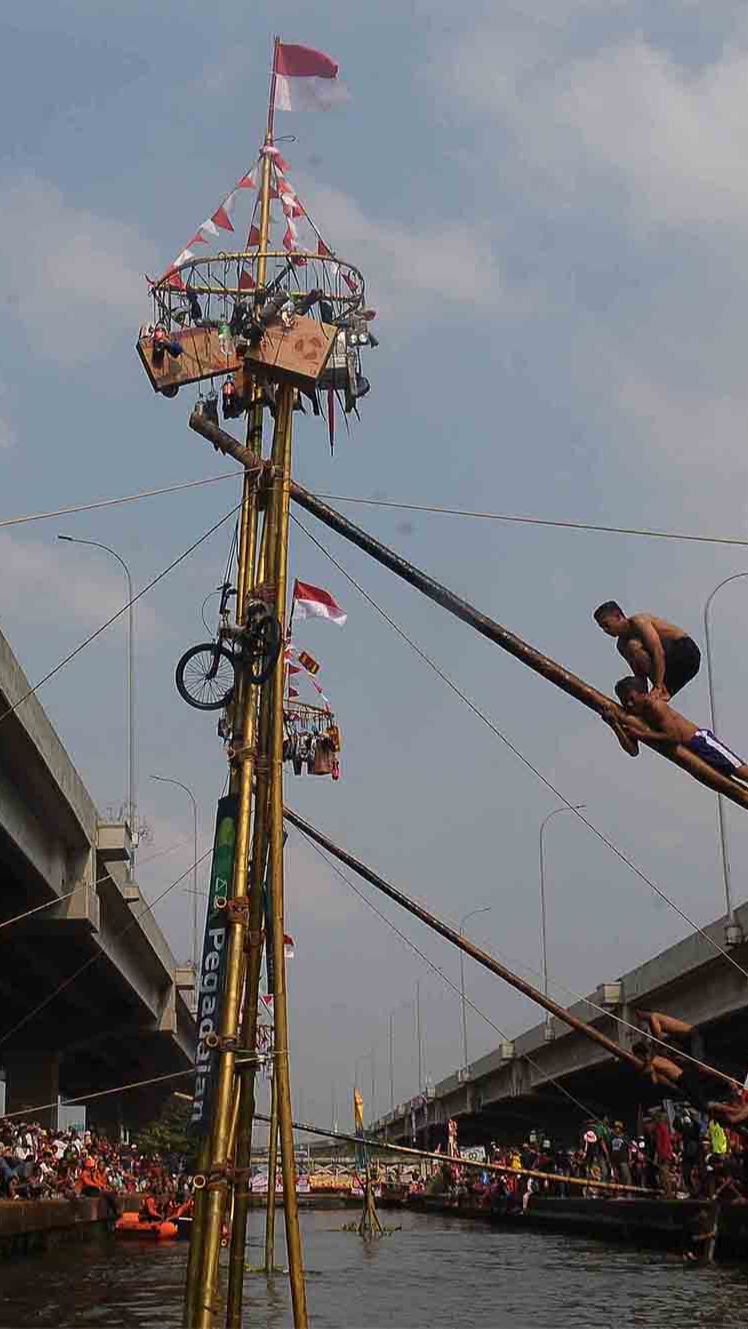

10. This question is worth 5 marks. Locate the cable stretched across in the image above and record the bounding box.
[292,513,748,989]
[0,502,242,728]
[315,493,748,551]
[295,827,598,1120]
[0,473,237,530]
[0,845,214,1050]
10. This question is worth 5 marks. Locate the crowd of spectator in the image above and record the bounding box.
[429,1108,747,1212]
[0,1119,187,1210]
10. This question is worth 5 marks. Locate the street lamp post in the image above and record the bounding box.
[459,905,492,1075]
[389,1011,395,1114]
[151,774,199,974]
[539,805,585,1040]
[58,536,136,877]
[704,574,748,946]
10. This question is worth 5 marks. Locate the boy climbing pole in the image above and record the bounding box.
[593,602,701,700]
[604,677,748,784]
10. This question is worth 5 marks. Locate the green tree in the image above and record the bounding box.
[136,1095,193,1160]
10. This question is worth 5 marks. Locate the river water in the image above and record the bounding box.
[0,1209,745,1328]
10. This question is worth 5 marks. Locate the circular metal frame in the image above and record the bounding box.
[150,250,367,332]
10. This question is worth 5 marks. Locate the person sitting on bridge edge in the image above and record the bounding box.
[594,602,701,700]
[604,677,748,783]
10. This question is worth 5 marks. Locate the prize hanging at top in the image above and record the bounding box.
[135,42,376,451]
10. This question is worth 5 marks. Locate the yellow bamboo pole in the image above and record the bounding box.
[264,1066,279,1272]
[267,384,308,1325]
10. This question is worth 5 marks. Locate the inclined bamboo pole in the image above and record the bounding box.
[188,409,748,814]
[267,386,308,1325]
[284,808,643,1072]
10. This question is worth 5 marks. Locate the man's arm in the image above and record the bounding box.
[631,615,667,692]
[601,707,640,756]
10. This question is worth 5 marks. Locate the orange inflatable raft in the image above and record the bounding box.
[114,1211,178,1240]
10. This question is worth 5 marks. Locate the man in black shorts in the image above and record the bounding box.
[594,601,701,699]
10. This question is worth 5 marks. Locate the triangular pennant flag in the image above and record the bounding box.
[238,270,255,290]
[317,238,332,258]
[247,224,261,246]
[187,232,209,246]
[172,248,194,268]
[166,270,186,290]
[211,191,237,232]
[342,271,359,293]
[236,172,256,189]
[199,218,220,240]
[288,684,299,699]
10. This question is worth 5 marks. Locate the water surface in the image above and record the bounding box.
[0,1209,745,1328]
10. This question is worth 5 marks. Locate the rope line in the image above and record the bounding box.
[292,514,748,989]
[0,504,242,728]
[0,846,214,1049]
[314,494,748,550]
[0,838,193,934]
[0,474,237,531]
[297,828,598,1121]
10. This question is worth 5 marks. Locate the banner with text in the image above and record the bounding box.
[190,794,238,1136]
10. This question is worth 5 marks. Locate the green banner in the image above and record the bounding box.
[190,794,238,1137]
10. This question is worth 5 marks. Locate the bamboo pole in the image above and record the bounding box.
[187,411,748,814]
[222,41,281,1326]
[267,386,308,1326]
[264,1067,280,1272]
[284,808,643,1072]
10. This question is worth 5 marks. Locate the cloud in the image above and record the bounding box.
[0,176,155,365]
[301,180,506,324]
[435,17,748,233]
[0,532,159,640]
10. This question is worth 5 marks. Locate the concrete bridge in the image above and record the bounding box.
[371,900,748,1148]
[0,627,195,1132]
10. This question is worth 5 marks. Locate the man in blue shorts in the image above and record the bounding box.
[606,677,748,783]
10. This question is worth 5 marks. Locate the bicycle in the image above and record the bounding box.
[175,582,283,711]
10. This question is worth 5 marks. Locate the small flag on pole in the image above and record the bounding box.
[273,42,350,113]
[284,934,295,959]
[292,580,347,626]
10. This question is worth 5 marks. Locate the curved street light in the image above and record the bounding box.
[459,905,492,1074]
[539,804,585,1039]
[704,573,748,946]
[58,535,136,877]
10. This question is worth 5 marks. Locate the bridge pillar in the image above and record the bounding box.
[4,1051,60,1129]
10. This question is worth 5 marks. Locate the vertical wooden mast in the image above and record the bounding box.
[186,33,308,1329]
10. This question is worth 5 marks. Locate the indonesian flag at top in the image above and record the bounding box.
[293,580,347,626]
[273,42,350,112]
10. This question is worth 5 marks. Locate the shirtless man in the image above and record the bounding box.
[606,676,748,783]
[594,602,701,699]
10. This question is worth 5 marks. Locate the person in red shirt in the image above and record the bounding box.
[653,1114,676,1196]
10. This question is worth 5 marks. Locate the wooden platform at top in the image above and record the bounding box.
[137,314,337,394]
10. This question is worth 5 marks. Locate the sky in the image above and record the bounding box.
[3,1,748,1135]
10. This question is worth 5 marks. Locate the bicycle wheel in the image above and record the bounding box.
[245,607,283,686]
[175,643,236,711]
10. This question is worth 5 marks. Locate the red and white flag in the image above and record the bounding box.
[292,580,347,626]
[273,42,350,112]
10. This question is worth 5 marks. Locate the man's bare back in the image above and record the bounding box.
[594,602,701,699]
[608,676,748,783]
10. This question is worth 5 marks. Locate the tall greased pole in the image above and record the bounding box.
[188,483,262,1329]
[224,45,283,1322]
[267,385,308,1325]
